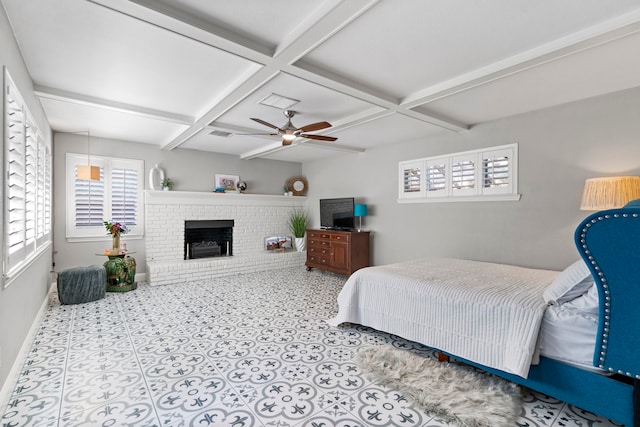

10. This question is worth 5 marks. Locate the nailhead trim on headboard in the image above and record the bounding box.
[579,212,640,379]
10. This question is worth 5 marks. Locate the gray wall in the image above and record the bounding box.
[52,133,303,274]
[0,4,53,398]
[303,87,640,271]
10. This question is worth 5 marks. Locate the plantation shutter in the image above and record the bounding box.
[451,155,477,197]
[44,148,52,236]
[66,153,143,240]
[398,143,518,202]
[36,135,46,239]
[481,146,515,195]
[425,157,448,198]
[6,94,27,267]
[111,166,138,227]
[4,70,53,281]
[398,160,424,198]
[24,122,38,250]
[74,167,105,228]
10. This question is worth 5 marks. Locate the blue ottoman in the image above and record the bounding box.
[57,265,106,305]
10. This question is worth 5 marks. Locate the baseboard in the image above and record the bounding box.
[0,282,55,410]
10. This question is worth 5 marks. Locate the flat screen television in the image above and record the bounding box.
[320,197,355,230]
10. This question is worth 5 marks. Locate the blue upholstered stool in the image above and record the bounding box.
[57,265,106,305]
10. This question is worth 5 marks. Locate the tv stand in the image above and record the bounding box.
[305,229,370,276]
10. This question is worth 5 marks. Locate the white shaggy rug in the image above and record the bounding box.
[355,346,522,427]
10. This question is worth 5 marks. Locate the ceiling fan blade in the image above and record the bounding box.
[300,134,337,142]
[251,118,281,131]
[298,121,332,132]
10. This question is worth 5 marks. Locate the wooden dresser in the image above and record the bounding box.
[305,229,370,276]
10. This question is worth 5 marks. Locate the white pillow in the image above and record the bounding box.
[563,284,600,316]
[543,260,595,305]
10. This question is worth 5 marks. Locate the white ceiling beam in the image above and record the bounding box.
[115,0,469,156]
[240,137,364,160]
[402,10,640,108]
[240,141,288,160]
[33,84,194,125]
[160,67,280,150]
[89,0,273,60]
[302,140,365,153]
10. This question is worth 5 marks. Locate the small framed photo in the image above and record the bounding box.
[264,236,292,251]
[215,174,239,192]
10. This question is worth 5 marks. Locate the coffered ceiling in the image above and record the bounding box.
[4,0,640,162]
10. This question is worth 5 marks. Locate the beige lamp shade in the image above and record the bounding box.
[580,176,640,210]
[77,164,100,181]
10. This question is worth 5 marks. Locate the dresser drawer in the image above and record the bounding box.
[330,234,350,242]
[307,238,330,248]
[308,246,329,255]
[308,231,330,240]
[308,254,330,266]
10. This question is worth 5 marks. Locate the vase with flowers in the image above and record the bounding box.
[104,220,128,252]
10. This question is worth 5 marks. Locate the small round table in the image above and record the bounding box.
[97,251,137,292]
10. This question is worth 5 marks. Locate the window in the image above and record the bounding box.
[400,160,424,198]
[65,154,144,241]
[3,69,52,282]
[398,143,519,203]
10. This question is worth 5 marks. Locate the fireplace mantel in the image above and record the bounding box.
[145,190,306,207]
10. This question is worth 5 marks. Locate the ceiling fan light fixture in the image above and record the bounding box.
[282,133,296,142]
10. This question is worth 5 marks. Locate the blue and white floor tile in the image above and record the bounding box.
[1,268,622,426]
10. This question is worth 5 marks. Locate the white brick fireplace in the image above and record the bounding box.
[145,191,306,285]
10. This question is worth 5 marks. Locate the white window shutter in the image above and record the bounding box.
[399,160,424,198]
[481,146,516,195]
[425,157,448,198]
[66,153,143,240]
[111,167,138,227]
[397,143,519,203]
[74,165,105,229]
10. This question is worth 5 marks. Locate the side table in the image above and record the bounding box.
[97,251,137,292]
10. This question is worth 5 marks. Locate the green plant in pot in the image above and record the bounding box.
[161,177,174,191]
[289,209,308,251]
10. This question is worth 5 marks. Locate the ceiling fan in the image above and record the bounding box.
[250,110,337,146]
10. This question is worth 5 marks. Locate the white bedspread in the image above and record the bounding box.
[327,258,559,378]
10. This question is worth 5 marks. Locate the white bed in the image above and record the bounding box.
[327,257,600,378]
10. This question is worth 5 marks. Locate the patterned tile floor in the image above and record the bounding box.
[1,268,622,426]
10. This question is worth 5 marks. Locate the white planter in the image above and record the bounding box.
[295,237,306,252]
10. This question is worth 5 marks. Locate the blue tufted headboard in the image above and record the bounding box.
[575,205,640,379]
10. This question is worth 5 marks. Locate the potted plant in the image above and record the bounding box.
[161,177,174,191]
[288,209,308,251]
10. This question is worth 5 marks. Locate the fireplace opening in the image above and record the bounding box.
[184,220,234,260]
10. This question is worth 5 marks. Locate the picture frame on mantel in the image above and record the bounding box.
[215,174,239,192]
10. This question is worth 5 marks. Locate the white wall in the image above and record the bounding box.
[0,4,53,400]
[303,87,640,271]
[52,133,303,275]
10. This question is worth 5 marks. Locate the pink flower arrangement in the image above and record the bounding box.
[103,220,128,237]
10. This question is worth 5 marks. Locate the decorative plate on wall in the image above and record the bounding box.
[287,176,308,196]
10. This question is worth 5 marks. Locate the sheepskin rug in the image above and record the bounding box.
[355,346,522,427]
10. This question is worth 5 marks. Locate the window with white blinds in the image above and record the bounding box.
[65,154,144,240]
[398,143,519,203]
[4,69,52,281]
[399,161,424,198]
[425,159,447,198]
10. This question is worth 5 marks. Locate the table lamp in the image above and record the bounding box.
[354,204,368,232]
[580,176,640,211]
